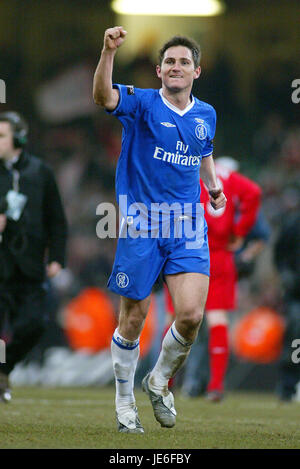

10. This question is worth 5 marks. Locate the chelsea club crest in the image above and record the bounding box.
[116,272,129,288]
[195,123,207,140]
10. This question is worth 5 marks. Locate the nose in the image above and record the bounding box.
[170,63,182,76]
[171,61,181,71]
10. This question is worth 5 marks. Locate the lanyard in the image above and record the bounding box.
[4,155,20,192]
[12,169,20,192]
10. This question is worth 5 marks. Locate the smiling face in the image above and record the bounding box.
[156,45,201,93]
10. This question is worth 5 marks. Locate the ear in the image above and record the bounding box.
[156,65,162,79]
[194,65,201,79]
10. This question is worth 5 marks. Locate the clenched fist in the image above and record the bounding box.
[209,188,227,210]
[103,26,127,51]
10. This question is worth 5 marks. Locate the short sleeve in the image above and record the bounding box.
[106,84,139,123]
[201,106,217,157]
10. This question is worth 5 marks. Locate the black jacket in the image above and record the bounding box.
[274,212,300,300]
[0,151,68,281]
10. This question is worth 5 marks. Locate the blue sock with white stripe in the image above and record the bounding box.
[149,322,193,395]
[111,328,140,413]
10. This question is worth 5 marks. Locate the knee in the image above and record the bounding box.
[178,307,204,332]
[206,310,228,328]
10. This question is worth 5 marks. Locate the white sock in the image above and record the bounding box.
[111,328,140,414]
[149,322,193,396]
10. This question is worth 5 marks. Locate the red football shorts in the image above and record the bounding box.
[205,250,237,311]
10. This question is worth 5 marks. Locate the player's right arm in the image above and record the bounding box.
[93,26,127,111]
[230,171,261,237]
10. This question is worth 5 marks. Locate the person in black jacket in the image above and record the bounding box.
[0,111,67,402]
[274,207,300,402]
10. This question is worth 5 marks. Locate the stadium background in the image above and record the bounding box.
[0,0,299,392]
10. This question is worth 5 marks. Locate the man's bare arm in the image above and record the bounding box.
[200,155,227,209]
[93,26,127,111]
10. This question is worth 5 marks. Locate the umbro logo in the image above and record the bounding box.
[161,122,176,127]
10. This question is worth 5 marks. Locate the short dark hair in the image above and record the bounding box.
[159,36,201,68]
[0,111,28,134]
[0,111,28,148]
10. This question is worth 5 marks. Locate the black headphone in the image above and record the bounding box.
[0,111,28,148]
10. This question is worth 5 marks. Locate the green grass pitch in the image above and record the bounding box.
[0,386,299,449]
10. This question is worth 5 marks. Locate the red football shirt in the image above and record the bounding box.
[201,164,261,252]
[165,164,261,312]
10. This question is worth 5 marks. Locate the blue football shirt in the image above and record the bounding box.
[108,85,216,221]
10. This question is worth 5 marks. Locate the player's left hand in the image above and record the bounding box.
[47,261,62,278]
[209,188,227,210]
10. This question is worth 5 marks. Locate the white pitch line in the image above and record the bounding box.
[13,398,151,407]
[13,398,112,406]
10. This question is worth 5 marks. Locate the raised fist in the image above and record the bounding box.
[103,26,127,51]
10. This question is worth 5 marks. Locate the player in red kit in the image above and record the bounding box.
[165,157,261,400]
